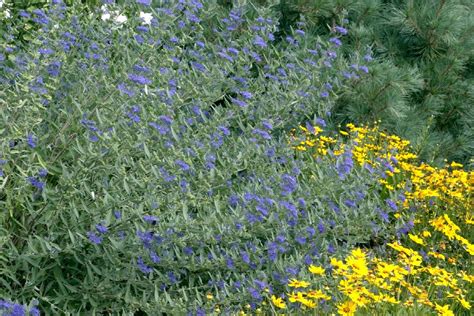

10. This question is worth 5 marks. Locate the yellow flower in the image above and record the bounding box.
[206,293,213,300]
[408,233,425,245]
[288,279,311,288]
[271,295,286,309]
[428,251,445,260]
[350,248,366,259]
[346,256,369,277]
[459,271,474,283]
[435,304,454,316]
[307,289,331,301]
[382,294,400,304]
[330,258,348,273]
[466,215,474,225]
[422,230,432,238]
[300,297,317,308]
[337,301,357,316]
[308,265,325,275]
[458,297,471,309]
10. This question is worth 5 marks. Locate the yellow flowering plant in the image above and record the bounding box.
[268,123,474,315]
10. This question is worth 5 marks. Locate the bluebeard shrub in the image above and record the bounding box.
[0,0,385,314]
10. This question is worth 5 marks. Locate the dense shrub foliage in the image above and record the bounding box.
[0,0,472,315]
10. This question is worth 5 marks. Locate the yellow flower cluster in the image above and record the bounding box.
[292,123,473,210]
[430,214,474,255]
[286,288,332,309]
[281,123,474,315]
[271,247,472,315]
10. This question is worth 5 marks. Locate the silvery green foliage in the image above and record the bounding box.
[0,1,403,314]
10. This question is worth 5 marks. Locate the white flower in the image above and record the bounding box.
[140,12,153,25]
[5,9,11,19]
[114,14,127,24]
[101,13,111,21]
[0,0,4,9]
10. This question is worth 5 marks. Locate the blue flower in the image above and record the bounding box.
[38,168,48,178]
[87,231,103,244]
[241,251,250,264]
[39,48,54,55]
[386,199,398,211]
[318,220,326,233]
[280,173,297,196]
[327,243,335,254]
[128,73,151,85]
[160,167,176,182]
[379,210,389,223]
[95,223,108,234]
[149,122,169,135]
[295,29,305,36]
[47,61,61,76]
[218,125,230,136]
[27,133,37,148]
[117,83,136,97]
[10,304,26,316]
[137,230,154,248]
[29,305,40,316]
[240,91,253,99]
[205,154,216,170]
[114,211,122,219]
[336,151,354,179]
[335,26,348,35]
[364,163,375,173]
[136,0,151,5]
[175,159,190,171]
[304,254,312,265]
[279,201,297,218]
[229,195,239,208]
[27,176,45,190]
[359,65,369,73]
[248,287,261,300]
[133,64,150,73]
[231,97,247,107]
[252,128,271,140]
[316,117,327,127]
[262,120,273,130]
[183,246,193,256]
[286,266,299,276]
[143,215,158,224]
[256,204,269,216]
[226,257,234,269]
[127,106,141,123]
[191,61,207,73]
[137,257,152,274]
[217,51,233,62]
[254,35,267,48]
[344,199,356,208]
[296,236,306,245]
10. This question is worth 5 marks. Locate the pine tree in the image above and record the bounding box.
[283,0,474,165]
